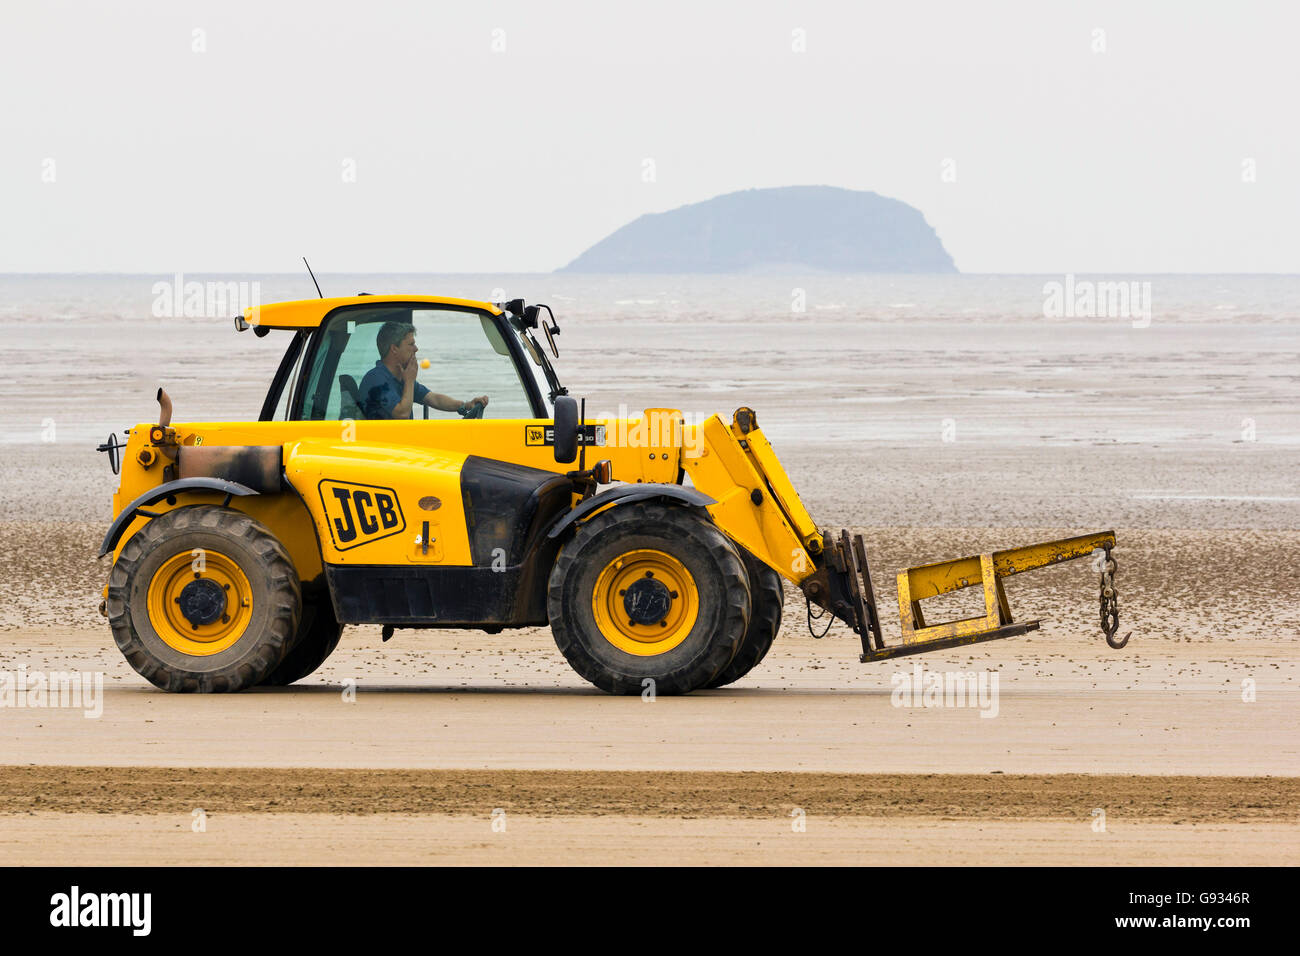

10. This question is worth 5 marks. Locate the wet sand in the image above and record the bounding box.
[1,624,1297,863]
[6,766,1297,819]
[2,768,1296,866]
[2,450,1297,864]
[3,765,1297,866]
[7,814,1293,866]
[1,632,1297,775]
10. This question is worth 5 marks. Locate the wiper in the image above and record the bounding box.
[524,330,566,402]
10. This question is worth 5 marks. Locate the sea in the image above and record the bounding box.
[0,273,1294,452]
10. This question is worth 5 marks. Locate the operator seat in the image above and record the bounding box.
[339,374,364,419]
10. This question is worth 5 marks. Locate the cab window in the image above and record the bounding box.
[296,305,537,421]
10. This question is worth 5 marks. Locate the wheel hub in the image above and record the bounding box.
[623,574,672,625]
[176,578,227,627]
[591,548,699,656]
[147,549,253,656]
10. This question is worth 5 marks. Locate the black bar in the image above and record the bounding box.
[3,866,1282,940]
[852,534,885,651]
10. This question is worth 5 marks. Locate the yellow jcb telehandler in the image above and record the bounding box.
[96,293,1126,694]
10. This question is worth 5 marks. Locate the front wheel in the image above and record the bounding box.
[705,548,785,688]
[106,506,302,692]
[547,502,751,695]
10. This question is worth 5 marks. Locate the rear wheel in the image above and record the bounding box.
[259,600,343,686]
[548,502,750,695]
[106,506,302,692]
[705,548,785,688]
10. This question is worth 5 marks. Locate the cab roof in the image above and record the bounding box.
[244,295,503,330]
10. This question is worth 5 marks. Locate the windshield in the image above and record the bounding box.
[295,304,545,420]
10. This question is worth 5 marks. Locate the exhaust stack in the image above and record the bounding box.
[157,387,172,428]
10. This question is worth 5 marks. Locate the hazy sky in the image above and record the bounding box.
[2,1,1296,273]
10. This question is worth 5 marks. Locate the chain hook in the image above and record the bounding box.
[1099,547,1129,649]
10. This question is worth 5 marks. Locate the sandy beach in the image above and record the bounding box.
[0,274,1296,865]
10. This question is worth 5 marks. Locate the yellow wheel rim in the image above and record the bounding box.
[592,549,699,656]
[145,549,253,656]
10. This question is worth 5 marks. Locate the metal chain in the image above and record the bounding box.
[1099,549,1128,649]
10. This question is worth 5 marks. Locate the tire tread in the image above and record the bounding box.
[107,506,301,693]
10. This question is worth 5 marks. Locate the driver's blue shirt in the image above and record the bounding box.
[358,360,430,419]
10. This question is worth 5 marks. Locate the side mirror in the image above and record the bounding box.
[553,395,578,464]
[538,304,560,358]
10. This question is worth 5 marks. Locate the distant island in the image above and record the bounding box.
[558,185,957,274]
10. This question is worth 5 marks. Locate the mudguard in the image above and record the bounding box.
[98,478,259,557]
[545,483,715,539]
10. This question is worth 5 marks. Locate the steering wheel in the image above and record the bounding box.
[459,399,486,419]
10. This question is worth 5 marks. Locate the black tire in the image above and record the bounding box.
[106,506,302,693]
[259,600,343,686]
[548,502,751,695]
[705,548,785,688]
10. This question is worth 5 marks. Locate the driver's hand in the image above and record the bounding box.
[472,395,489,408]
[401,358,419,383]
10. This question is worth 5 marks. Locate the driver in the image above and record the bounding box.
[360,321,489,420]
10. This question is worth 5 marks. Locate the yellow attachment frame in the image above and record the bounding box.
[896,531,1115,648]
[818,530,1117,662]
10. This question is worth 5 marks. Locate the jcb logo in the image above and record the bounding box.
[319,480,405,550]
[524,424,605,447]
